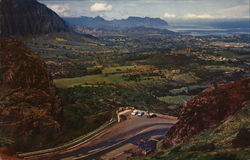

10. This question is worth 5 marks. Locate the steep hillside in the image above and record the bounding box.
[164,77,250,147]
[132,78,250,160]
[0,39,62,152]
[142,101,250,160]
[0,0,69,37]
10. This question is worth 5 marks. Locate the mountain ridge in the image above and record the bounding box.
[0,0,69,37]
[64,16,168,30]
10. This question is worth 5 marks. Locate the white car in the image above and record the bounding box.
[147,113,157,118]
[131,110,138,116]
[137,112,144,116]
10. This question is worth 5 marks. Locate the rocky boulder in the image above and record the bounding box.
[0,39,62,152]
[163,77,250,147]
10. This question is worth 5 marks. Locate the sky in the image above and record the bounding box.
[38,0,250,20]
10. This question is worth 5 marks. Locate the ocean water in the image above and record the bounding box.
[166,19,250,36]
[167,25,250,36]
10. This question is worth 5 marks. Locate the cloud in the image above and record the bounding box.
[183,13,214,19]
[219,5,249,18]
[47,4,72,17]
[181,4,249,19]
[90,3,113,12]
[126,3,137,7]
[163,12,176,18]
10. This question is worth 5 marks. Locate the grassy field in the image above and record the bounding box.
[204,65,241,72]
[54,73,125,88]
[54,65,166,88]
[157,95,193,105]
[54,64,205,89]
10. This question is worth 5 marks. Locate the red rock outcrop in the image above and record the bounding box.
[0,39,62,152]
[0,147,20,159]
[164,77,250,147]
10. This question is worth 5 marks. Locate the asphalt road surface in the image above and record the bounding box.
[28,115,177,160]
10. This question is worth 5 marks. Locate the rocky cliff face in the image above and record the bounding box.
[0,39,62,151]
[0,0,69,37]
[164,77,250,147]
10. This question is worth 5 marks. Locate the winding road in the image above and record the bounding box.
[23,114,177,160]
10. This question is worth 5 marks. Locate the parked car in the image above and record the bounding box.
[137,111,144,116]
[119,114,127,121]
[147,113,157,118]
[131,110,138,116]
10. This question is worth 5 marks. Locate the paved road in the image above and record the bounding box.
[26,115,177,160]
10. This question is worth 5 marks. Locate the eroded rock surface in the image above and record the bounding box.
[164,78,250,147]
[0,39,62,151]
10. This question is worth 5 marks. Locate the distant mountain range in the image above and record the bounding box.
[0,0,169,37]
[0,0,69,37]
[75,26,175,37]
[64,16,168,30]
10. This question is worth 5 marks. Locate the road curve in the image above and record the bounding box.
[24,115,177,160]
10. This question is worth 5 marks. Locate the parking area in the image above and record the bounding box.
[71,110,177,160]
[97,111,177,160]
[118,108,177,122]
[31,109,177,160]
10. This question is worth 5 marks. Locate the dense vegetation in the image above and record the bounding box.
[24,31,250,148]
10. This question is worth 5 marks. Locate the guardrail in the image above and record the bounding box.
[18,120,117,158]
[17,110,177,159]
